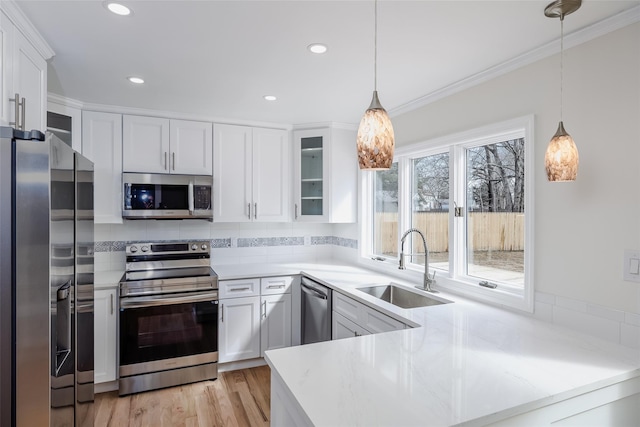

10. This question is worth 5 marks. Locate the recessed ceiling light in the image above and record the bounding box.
[106,2,131,16]
[128,76,144,84]
[263,95,277,101]
[307,43,328,54]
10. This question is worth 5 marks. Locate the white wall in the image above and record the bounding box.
[392,23,640,315]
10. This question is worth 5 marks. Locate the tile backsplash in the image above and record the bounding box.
[93,221,358,272]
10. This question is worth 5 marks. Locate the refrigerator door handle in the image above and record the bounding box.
[55,280,72,376]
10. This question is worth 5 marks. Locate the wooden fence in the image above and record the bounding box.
[375,212,524,255]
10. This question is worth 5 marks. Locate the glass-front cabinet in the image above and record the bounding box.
[300,135,324,216]
[293,127,357,223]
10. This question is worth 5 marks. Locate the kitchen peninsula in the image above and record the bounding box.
[212,263,640,427]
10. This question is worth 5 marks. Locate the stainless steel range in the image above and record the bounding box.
[118,241,219,396]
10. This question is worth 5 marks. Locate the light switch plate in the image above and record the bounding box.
[623,249,640,283]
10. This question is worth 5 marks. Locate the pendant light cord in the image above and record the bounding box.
[374,0,378,91]
[560,16,564,122]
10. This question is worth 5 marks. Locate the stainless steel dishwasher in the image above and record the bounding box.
[301,277,332,344]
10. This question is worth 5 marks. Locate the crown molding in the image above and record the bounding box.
[389,5,640,118]
[293,121,357,131]
[1,0,54,59]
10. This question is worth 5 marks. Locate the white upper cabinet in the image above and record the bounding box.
[213,123,290,222]
[170,119,213,175]
[123,115,212,175]
[293,126,357,222]
[82,110,123,224]
[0,5,52,132]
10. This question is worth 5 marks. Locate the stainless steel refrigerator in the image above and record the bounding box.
[0,127,94,427]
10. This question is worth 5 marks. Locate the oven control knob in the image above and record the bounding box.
[130,245,138,253]
[141,245,149,252]
[201,244,208,251]
[191,244,198,251]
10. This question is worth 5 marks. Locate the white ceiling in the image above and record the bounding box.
[16,0,640,126]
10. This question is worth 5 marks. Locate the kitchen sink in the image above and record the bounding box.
[357,283,452,309]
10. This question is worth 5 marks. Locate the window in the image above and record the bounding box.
[411,152,449,271]
[360,116,534,312]
[465,139,524,288]
[372,163,398,258]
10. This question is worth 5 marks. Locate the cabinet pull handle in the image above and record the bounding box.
[247,203,251,219]
[254,203,257,220]
[110,294,114,315]
[9,93,25,130]
[221,303,224,322]
[20,97,26,130]
[172,152,176,170]
[164,152,167,170]
[262,300,266,318]
[267,284,285,289]
[229,287,251,292]
[294,204,298,220]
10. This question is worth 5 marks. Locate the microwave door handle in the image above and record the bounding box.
[188,181,194,214]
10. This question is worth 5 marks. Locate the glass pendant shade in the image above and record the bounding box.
[357,91,395,170]
[545,121,579,181]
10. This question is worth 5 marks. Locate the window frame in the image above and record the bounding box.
[359,115,535,312]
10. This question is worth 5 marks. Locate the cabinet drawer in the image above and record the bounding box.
[219,278,260,298]
[333,292,361,323]
[333,292,405,334]
[362,306,404,334]
[261,276,293,295]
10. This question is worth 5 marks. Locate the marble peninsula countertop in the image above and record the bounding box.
[214,261,640,426]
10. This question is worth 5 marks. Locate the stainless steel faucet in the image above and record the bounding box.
[399,228,438,293]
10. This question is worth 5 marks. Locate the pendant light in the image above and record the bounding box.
[544,0,581,182]
[356,0,394,170]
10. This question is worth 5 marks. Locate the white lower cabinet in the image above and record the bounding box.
[218,295,261,363]
[94,288,117,384]
[332,312,370,340]
[261,293,292,356]
[332,292,405,340]
[218,276,295,363]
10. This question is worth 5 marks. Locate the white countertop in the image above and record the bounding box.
[95,270,123,289]
[222,261,640,426]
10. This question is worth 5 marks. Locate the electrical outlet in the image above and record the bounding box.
[623,249,640,283]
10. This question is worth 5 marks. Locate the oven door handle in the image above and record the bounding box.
[120,291,219,309]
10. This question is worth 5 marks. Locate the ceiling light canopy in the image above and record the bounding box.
[263,95,277,101]
[307,43,328,54]
[106,2,131,16]
[357,0,394,170]
[544,0,581,182]
[127,76,144,84]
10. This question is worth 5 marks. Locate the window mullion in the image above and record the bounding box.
[451,145,466,280]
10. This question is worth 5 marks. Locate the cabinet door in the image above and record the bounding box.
[0,10,13,127]
[170,119,212,175]
[47,102,82,152]
[213,123,252,222]
[12,29,47,132]
[82,111,123,224]
[94,289,117,384]
[252,128,290,222]
[332,312,369,340]
[293,128,330,222]
[122,115,170,173]
[260,294,292,356]
[218,296,261,362]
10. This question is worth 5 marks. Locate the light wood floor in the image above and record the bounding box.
[94,365,271,427]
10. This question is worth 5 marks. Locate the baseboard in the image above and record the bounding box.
[218,358,267,373]
[95,380,118,394]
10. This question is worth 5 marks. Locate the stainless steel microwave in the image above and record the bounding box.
[122,172,213,220]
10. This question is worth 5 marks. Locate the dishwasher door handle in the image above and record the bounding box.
[301,283,327,300]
